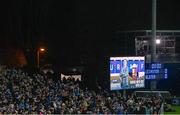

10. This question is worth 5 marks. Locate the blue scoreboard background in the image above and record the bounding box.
[145,63,168,80]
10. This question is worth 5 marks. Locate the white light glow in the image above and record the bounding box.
[156,39,161,44]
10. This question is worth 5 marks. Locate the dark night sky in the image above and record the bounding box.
[0,0,180,66]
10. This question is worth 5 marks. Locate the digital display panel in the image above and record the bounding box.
[145,63,168,80]
[110,57,145,90]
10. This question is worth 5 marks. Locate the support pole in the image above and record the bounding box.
[151,0,157,90]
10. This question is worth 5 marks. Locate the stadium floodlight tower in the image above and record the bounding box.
[151,0,157,90]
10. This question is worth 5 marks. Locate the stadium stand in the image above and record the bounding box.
[0,66,165,114]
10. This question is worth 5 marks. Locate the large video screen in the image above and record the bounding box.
[110,57,145,90]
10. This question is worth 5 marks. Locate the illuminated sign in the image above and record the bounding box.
[110,56,145,90]
[145,63,168,80]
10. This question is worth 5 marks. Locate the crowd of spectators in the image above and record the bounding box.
[0,66,163,114]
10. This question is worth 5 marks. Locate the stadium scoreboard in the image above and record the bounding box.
[145,63,168,80]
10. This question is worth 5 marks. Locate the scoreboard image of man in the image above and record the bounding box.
[120,59,129,87]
